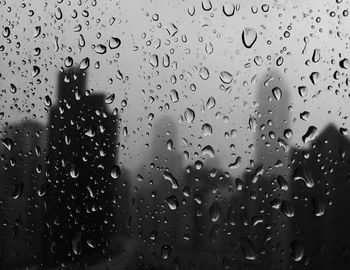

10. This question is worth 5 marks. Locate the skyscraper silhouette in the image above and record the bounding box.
[290,124,350,269]
[131,115,184,269]
[243,70,292,268]
[0,121,46,268]
[43,67,119,267]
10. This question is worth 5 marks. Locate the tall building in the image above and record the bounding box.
[131,115,184,269]
[0,121,46,268]
[244,70,292,268]
[43,68,120,267]
[290,124,350,269]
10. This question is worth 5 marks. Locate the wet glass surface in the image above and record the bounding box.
[1,0,350,269]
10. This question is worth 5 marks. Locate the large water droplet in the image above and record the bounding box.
[242,27,257,49]
[111,165,121,179]
[209,201,221,222]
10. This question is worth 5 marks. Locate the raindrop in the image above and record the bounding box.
[281,200,294,217]
[201,145,215,158]
[110,165,121,179]
[34,26,41,38]
[105,93,115,104]
[165,195,178,210]
[293,166,314,188]
[222,4,235,16]
[219,71,233,84]
[163,171,179,189]
[79,57,90,70]
[32,66,40,77]
[206,96,216,109]
[184,108,195,123]
[312,196,325,217]
[95,44,107,54]
[272,87,282,101]
[340,58,349,69]
[291,240,304,262]
[149,54,159,67]
[1,138,14,151]
[109,37,121,49]
[310,72,320,85]
[209,201,221,222]
[199,66,210,80]
[64,56,73,67]
[9,83,17,94]
[170,89,179,103]
[44,95,52,107]
[202,123,213,136]
[312,49,320,63]
[70,163,79,178]
[242,27,257,49]
[298,86,308,97]
[302,126,318,143]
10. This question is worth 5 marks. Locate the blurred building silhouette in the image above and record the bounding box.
[243,71,292,269]
[43,67,126,267]
[131,115,185,269]
[290,124,350,269]
[0,121,47,268]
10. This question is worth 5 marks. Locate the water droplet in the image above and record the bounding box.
[163,171,179,189]
[199,66,210,80]
[170,89,179,103]
[281,200,294,217]
[184,108,195,123]
[302,126,318,143]
[161,245,172,259]
[1,138,14,151]
[219,71,233,84]
[242,27,257,49]
[110,165,121,179]
[310,72,320,85]
[209,201,221,222]
[79,57,90,70]
[70,163,79,178]
[109,37,121,49]
[34,26,41,38]
[202,123,213,136]
[9,83,17,94]
[293,166,314,188]
[312,49,320,63]
[64,56,73,67]
[44,95,52,107]
[298,86,308,97]
[149,54,159,67]
[272,87,282,101]
[206,96,216,109]
[201,145,215,158]
[32,66,40,77]
[72,232,82,255]
[291,240,304,261]
[105,93,115,104]
[95,44,107,54]
[340,58,349,69]
[165,195,178,210]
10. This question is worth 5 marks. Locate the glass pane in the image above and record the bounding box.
[0,0,349,269]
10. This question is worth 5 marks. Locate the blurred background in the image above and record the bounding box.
[1,0,350,269]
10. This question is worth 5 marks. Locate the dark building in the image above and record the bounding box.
[0,121,47,268]
[243,71,292,269]
[43,68,124,267]
[290,124,350,269]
